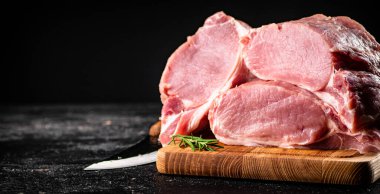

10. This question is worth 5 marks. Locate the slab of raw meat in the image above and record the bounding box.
[158,12,252,145]
[209,80,380,153]
[244,14,380,91]
[160,13,380,153]
[209,80,335,147]
[244,14,380,133]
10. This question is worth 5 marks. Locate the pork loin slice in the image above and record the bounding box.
[209,80,380,153]
[209,80,335,147]
[159,12,252,145]
[244,14,380,133]
[244,14,380,91]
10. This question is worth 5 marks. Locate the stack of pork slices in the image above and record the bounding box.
[159,12,380,153]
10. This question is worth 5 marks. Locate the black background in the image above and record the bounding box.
[2,0,379,104]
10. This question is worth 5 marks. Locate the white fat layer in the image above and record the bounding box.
[181,99,193,108]
[315,72,356,130]
[188,103,210,130]
[161,113,181,134]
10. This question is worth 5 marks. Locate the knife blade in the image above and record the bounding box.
[84,121,161,170]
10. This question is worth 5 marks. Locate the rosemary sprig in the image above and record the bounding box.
[168,134,224,151]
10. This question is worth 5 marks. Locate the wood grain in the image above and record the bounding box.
[149,121,161,137]
[157,144,380,185]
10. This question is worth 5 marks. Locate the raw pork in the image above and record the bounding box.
[159,12,252,145]
[209,80,380,153]
[244,14,380,133]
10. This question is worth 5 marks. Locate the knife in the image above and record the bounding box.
[84,121,161,170]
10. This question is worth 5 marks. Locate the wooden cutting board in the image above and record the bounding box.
[156,144,380,185]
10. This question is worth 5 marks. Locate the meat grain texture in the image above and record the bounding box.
[159,12,380,153]
[159,12,253,145]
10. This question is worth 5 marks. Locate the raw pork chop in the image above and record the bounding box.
[209,80,380,153]
[209,80,334,147]
[244,14,380,133]
[159,12,252,145]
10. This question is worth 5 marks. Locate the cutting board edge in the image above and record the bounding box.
[369,153,380,183]
[156,147,168,174]
[156,146,380,185]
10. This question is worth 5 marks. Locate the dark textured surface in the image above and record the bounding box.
[0,104,379,193]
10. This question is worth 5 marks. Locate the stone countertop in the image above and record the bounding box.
[0,104,379,193]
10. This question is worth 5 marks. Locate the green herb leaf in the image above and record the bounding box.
[169,134,224,151]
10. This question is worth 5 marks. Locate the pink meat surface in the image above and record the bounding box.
[159,12,380,153]
[209,80,380,153]
[209,80,335,147]
[244,14,380,133]
[158,12,252,145]
[244,14,380,91]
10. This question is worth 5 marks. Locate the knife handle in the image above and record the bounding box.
[149,121,161,137]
